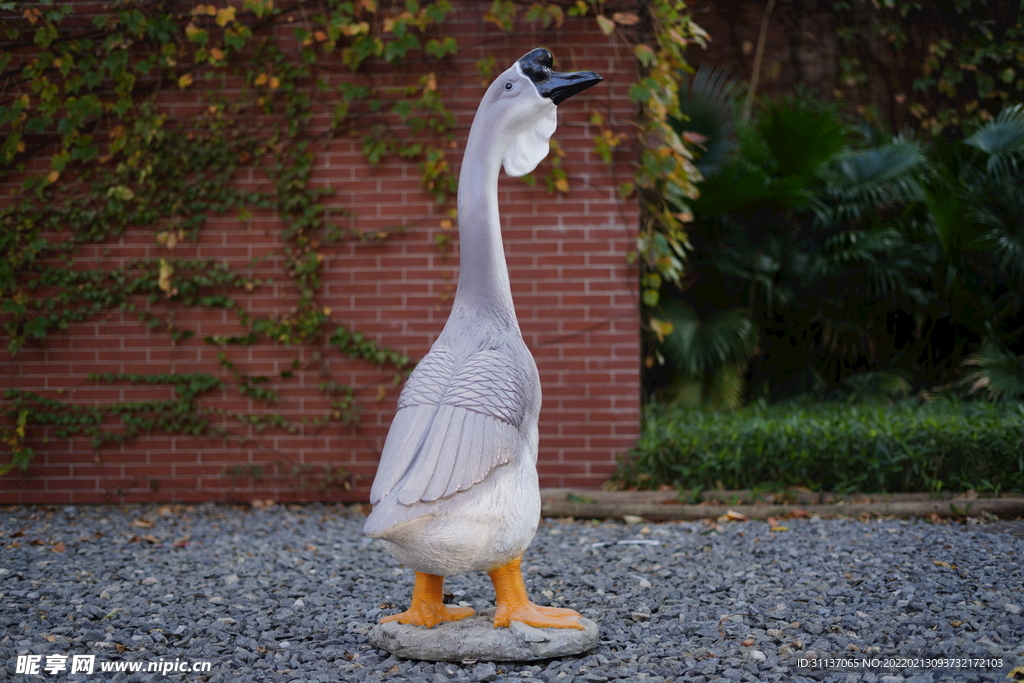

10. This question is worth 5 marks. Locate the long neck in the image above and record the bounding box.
[451,109,518,325]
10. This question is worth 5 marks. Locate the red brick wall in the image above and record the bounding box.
[0,2,641,504]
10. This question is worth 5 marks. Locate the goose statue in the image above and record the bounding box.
[364,48,602,631]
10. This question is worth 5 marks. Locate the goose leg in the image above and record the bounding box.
[381,572,475,628]
[488,556,584,630]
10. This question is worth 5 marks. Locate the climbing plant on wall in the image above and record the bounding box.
[0,0,705,478]
[828,0,1024,135]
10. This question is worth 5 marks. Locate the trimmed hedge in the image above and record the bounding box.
[615,400,1024,493]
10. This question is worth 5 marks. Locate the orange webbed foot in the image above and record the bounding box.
[487,556,586,630]
[381,571,475,628]
[493,601,585,630]
[380,603,475,628]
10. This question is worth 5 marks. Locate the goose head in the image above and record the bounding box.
[474,48,603,177]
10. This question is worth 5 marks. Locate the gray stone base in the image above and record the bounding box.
[367,608,599,662]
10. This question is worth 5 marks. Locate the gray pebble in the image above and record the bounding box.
[0,505,1020,682]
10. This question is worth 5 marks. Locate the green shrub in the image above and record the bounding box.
[615,399,1024,493]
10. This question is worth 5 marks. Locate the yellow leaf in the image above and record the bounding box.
[341,22,369,36]
[269,76,280,90]
[133,518,155,528]
[16,140,25,153]
[612,11,639,25]
[649,317,674,342]
[215,6,236,26]
[158,259,176,297]
[178,73,194,89]
[634,43,657,67]
[46,170,60,183]
[554,177,570,194]
[156,231,179,249]
[255,73,269,86]
[439,219,453,230]
[1006,666,1024,680]
[206,4,218,15]
[770,526,790,532]
[932,560,955,568]
[314,30,327,42]
[595,14,615,35]
[209,47,224,61]
[376,386,387,401]
[424,72,437,91]
[322,306,332,316]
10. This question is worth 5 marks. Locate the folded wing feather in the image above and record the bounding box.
[370,347,528,507]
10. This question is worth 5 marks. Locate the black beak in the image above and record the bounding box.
[518,48,603,105]
[538,71,604,105]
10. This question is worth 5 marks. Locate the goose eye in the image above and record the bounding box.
[504,82,513,91]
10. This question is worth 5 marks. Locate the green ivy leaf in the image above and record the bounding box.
[424,36,457,58]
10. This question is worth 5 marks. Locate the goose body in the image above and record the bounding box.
[363,311,541,576]
[364,48,601,630]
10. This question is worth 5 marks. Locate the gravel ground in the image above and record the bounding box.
[2,503,1022,683]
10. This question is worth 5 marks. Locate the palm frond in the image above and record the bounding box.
[961,342,1024,400]
[707,363,746,411]
[843,370,912,401]
[825,228,896,265]
[820,141,926,226]
[969,176,1024,285]
[979,229,1024,284]
[758,97,849,181]
[823,227,932,299]
[672,64,742,178]
[965,104,1024,178]
[659,301,758,379]
[703,236,794,315]
[691,164,815,215]
[922,164,976,255]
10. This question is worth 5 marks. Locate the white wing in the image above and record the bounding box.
[369,347,530,508]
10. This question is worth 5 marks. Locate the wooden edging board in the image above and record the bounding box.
[538,489,1024,521]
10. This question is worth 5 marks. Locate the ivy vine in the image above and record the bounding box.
[0,0,704,483]
[828,0,1024,135]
